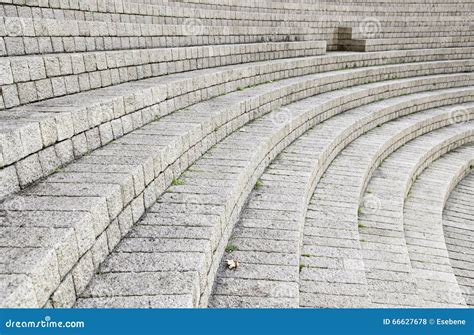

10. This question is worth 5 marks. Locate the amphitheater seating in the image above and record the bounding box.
[356,125,473,307]
[168,0,472,51]
[443,173,474,306]
[403,146,473,307]
[0,0,473,309]
[211,100,474,308]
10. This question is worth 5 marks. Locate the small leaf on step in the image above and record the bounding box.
[226,259,239,270]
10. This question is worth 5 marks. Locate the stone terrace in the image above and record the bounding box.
[0,0,473,308]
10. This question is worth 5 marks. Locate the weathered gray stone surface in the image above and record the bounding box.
[0,0,473,309]
[357,123,474,307]
[402,148,473,307]
[443,173,474,306]
[209,91,474,308]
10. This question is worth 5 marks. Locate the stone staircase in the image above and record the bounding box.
[443,172,474,306]
[0,0,473,309]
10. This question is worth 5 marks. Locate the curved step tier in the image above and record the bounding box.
[208,97,474,308]
[74,81,473,308]
[2,54,472,198]
[300,119,474,308]
[3,1,469,52]
[0,15,327,58]
[1,55,473,308]
[5,0,467,24]
[1,0,472,311]
[341,36,474,52]
[401,147,473,307]
[358,133,474,307]
[443,172,474,306]
[0,40,327,109]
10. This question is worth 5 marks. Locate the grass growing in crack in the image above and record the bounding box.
[358,223,366,229]
[302,253,312,258]
[52,167,62,174]
[225,244,238,253]
[171,178,185,186]
[254,179,263,190]
[299,263,306,272]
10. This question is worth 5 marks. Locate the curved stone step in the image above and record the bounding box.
[359,130,474,307]
[443,172,474,306]
[3,0,324,27]
[344,25,472,40]
[2,55,470,198]
[2,57,472,306]
[1,0,472,312]
[0,8,469,58]
[72,84,470,306]
[208,93,474,308]
[1,64,472,308]
[0,41,327,109]
[170,0,470,16]
[3,46,468,111]
[6,0,464,48]
[6,0,465,24]
[342,36,474,52]
[10,1,463,54]
[0,15,324,57]
[0,0,339,27]
[75,92,319,308]
[402,147,473,307]
[0,1,365,35]
[301,119,474,308]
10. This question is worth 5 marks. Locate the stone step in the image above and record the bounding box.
[6,3,458,28]
[4,1,467,56]
[0,4,348,35]
[359,132,474,307]
[443,172,474,306]
[338,26,472,42]
[170,0,471,15]
[2,54,470,198]
[401,147,473,307]
[1,12,468,57]
[208,94,474,308]
[3,1,321,26]
[0,40,327,109]
[2,66,470,308]
[0,15,326,57]
[0,45,470,116]
[3,1,466,26]
[301,117,474,308]
[351,25,471,36]
[1,0,472,311]
[341,36,474,52]
[73,76,473,308]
